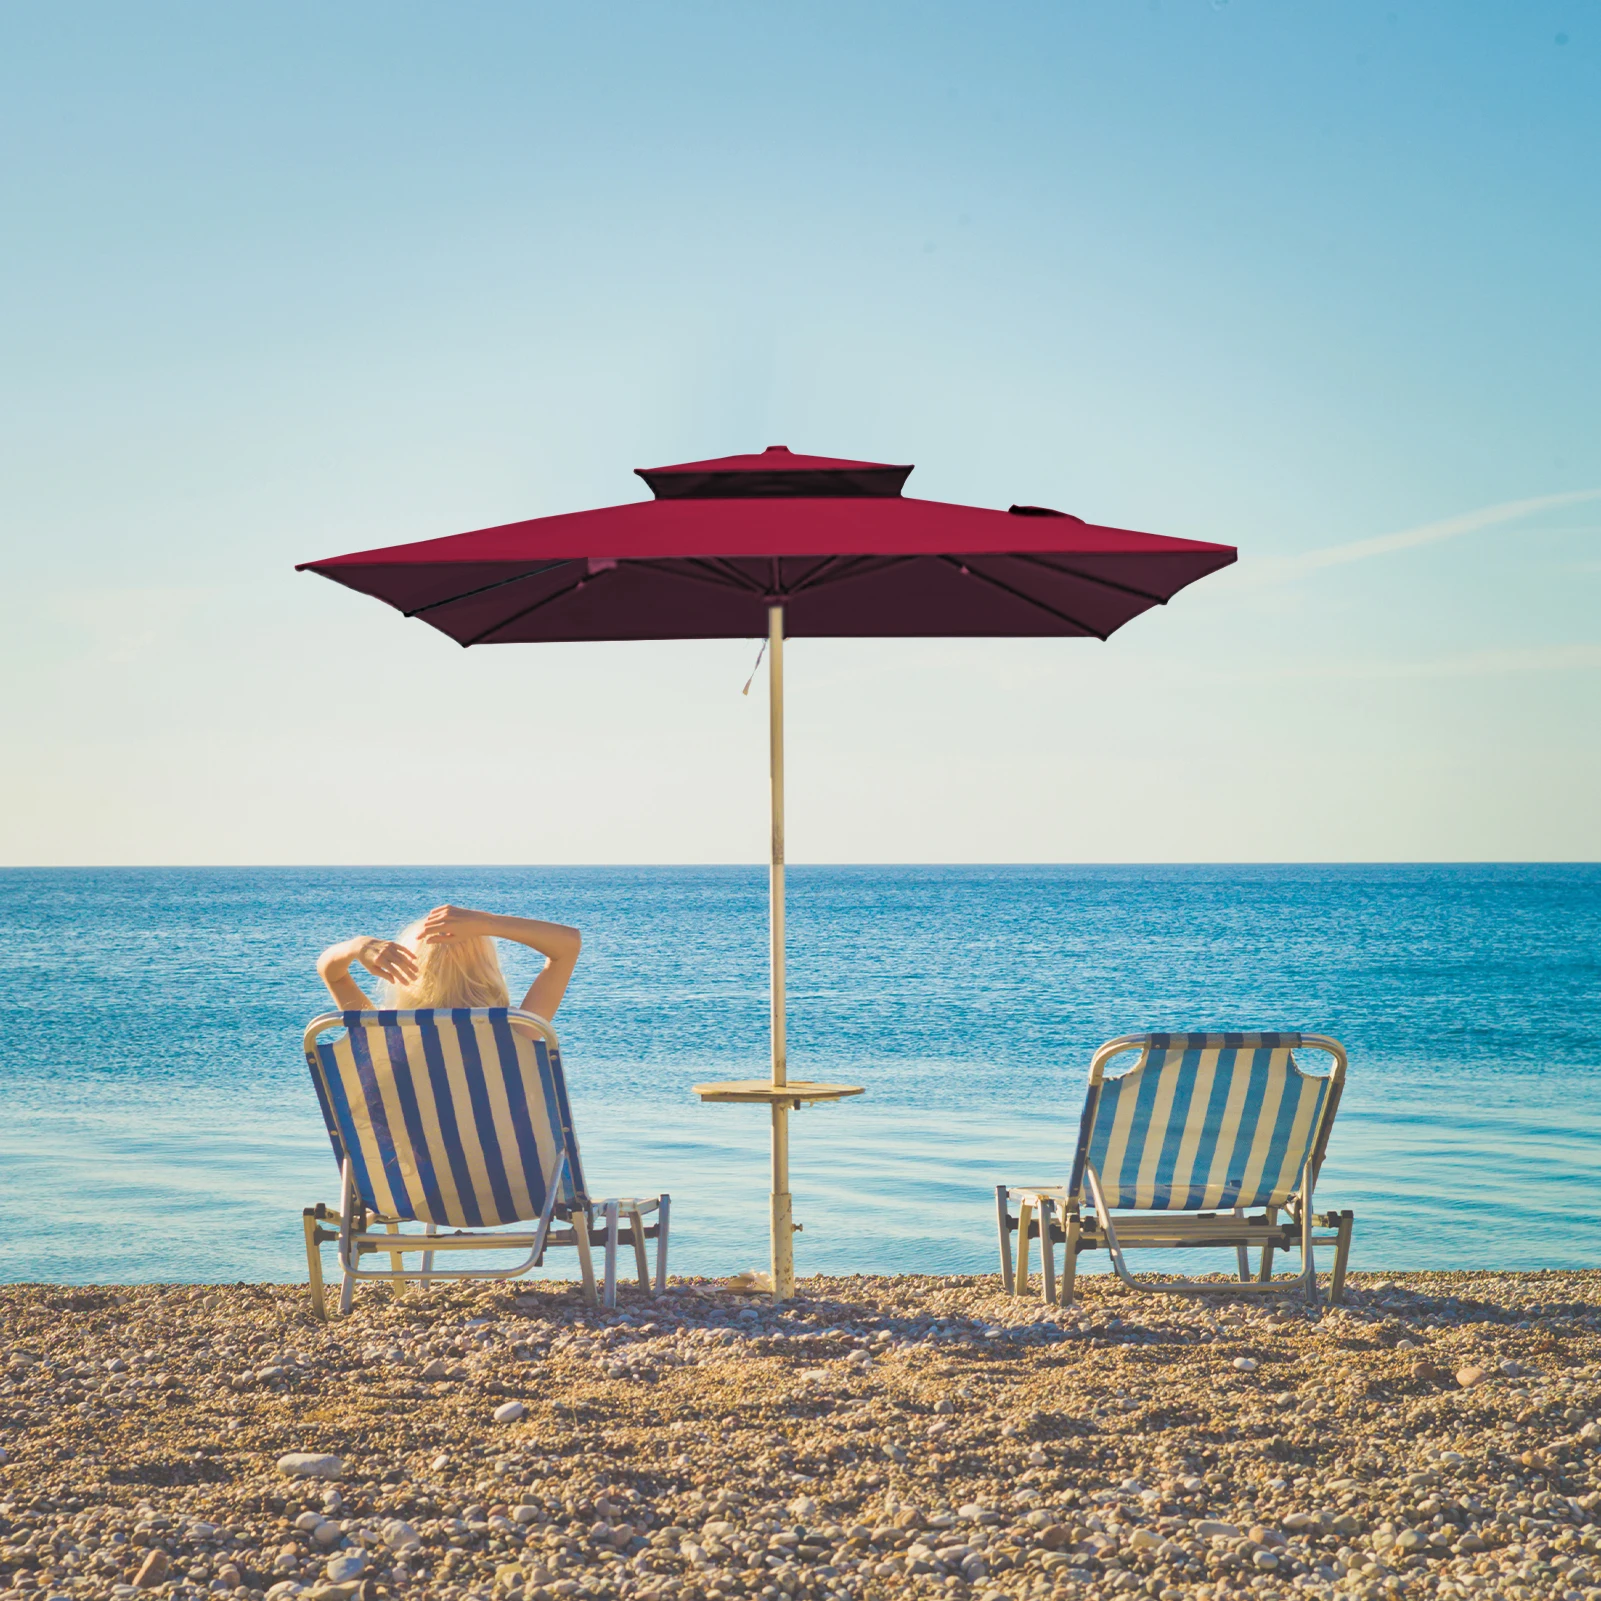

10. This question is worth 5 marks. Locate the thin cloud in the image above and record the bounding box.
[1256,489,1601,583]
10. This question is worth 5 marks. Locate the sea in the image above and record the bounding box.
[1,865,1597,1288]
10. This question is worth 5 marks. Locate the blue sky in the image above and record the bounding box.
[2,2,1597,863]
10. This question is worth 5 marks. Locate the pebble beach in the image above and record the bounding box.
[4,1271,1601,1601]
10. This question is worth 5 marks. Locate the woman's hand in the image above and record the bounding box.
[417,904,496,944]
[317,934,416,1010]
[413,906,581,1019]
[353,937,419,985]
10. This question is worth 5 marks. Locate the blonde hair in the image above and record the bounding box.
[385,920,510,1010]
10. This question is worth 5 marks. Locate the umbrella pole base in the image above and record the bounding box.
[771,1189,795,1301]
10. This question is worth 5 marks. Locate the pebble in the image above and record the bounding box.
[1457,1363,1489,1387]
[492,1398,526,1422]
[382,1518,422,1551]
[324,1552,366,1582]
[276,1451,344,1479]
[1232,1355,1259,1370]
[132,1549,170,1588]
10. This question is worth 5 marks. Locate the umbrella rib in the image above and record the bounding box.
[785,553,916,594]
[1008,551,1169,606]
[621,557,766,595]
[783,554,854,591]
[401,560,578,618]
[680,557,770,593]
[939,556,1108,639]
[459,571,598,645]
[703,557,770,592]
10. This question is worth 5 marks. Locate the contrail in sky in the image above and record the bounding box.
[1261,488,1601,580]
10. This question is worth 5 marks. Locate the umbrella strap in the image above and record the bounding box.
[740,637,769,696]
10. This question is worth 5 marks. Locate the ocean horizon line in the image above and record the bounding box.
[2,859,1599,873]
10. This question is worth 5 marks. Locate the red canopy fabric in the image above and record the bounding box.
[297,445,1236,644]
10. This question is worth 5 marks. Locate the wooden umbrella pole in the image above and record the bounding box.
[768,602,794,1300]
[690,608,856,1297]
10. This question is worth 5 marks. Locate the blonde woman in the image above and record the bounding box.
[316,904,582,1021]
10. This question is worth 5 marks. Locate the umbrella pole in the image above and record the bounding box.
[767,601,794,1301]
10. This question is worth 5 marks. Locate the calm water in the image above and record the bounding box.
[1,865,1597,1286]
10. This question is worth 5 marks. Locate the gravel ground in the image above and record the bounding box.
[4,1271,1601,1601]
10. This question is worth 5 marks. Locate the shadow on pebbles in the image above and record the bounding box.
[3,1271,1601,1601]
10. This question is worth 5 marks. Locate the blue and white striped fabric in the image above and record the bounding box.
[1070,1033,1331,1212]
[305,1009,587,1228]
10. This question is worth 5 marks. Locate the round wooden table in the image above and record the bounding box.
[694,1079,865,1293]
[693,1079,865,1108]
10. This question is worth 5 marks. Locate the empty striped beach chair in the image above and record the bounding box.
[301,1008,668,1317]
[997,1032,1353,1306]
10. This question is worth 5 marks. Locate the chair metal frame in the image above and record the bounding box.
[997,1032,1354,1308]
[301,1008,669,1317]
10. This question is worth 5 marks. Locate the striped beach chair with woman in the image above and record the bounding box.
[302,1006,668,1316]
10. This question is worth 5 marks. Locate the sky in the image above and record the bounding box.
[2,1,1597,865]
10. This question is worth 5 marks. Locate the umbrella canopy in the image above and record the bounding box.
[298,445,1237,1300]
[298,445,1235,644]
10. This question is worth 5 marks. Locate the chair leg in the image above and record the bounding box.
[629,1207,650,1289]
[995,1186,1015,1295]
[385,1220,405,1296]
[1233,1207,1250,1281]
[1258,1206,1277,1283]
[654,1195,670,1294]
[421,1221,437,1289]
[1039,1198,1057,1307]
[1015,1201,1034,1297]
[1329,1211,1354,1306]
[603,1200,620,1310]
[573,1210,598,1307]
[1060,1210,1080,1307]
[337,1160,358,1315]
[303,1210,327,1323]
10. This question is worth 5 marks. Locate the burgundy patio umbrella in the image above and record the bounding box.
[298,445,1236,1297]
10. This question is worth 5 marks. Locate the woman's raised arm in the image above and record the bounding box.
[316,935,418,1011]
[417,905,582,1019]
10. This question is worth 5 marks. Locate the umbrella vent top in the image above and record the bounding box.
[636,443,914,501]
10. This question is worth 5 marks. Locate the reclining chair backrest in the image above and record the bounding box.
[1070,1032,1340,1212]
[304,1008,587,1228]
